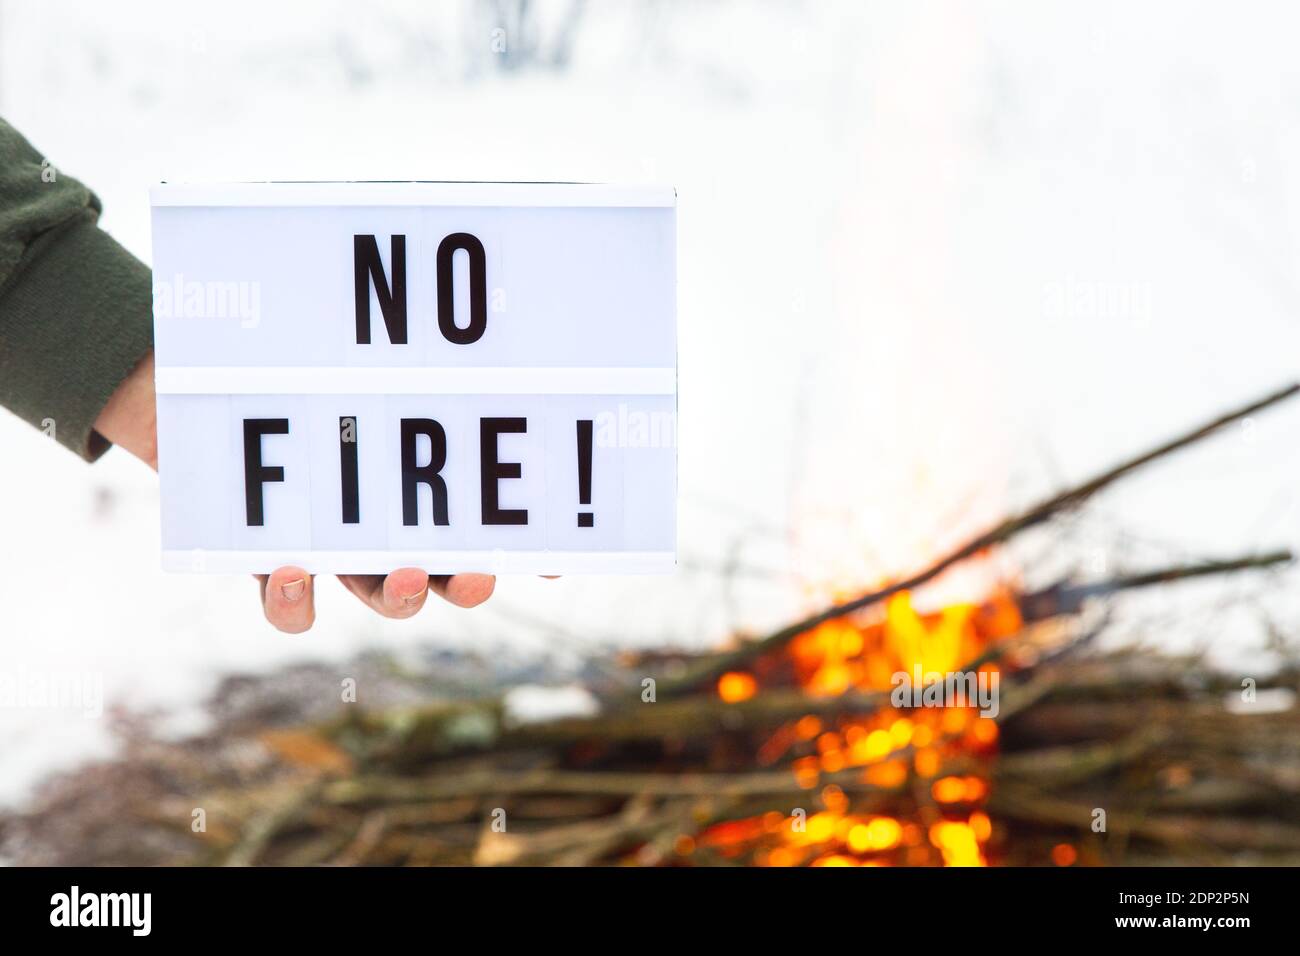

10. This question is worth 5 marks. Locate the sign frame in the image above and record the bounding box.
[150,181,677,576]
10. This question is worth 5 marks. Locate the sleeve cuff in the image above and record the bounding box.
[0,211,154,461]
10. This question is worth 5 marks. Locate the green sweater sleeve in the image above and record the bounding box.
[0,117,153,461]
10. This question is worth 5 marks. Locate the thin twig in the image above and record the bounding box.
[1021,550,1293,619]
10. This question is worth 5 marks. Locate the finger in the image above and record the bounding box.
[260,566,315,634]
[429,573,496,608]
[337,567,429,619]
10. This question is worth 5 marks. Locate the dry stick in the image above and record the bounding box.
[656,381,1300,699]
[993,726,1169,785]
[968,549,1290,672]
[324,763,905,804]
[1021,550,1293,620]
[222,781,324,867]
[987,790,1300,852]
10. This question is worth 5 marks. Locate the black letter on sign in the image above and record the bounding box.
[401,418,449,526]
[243,418,289,526]
[576,419,594,527]
[354,234,407,345]
[480,417,528,526]
[340,416,359,524]
[436,232,487,345]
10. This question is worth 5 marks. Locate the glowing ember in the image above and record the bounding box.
[1051,843,1078,867]
[716,671,758,703]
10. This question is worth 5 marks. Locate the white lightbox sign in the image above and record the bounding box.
[150,182,676,574]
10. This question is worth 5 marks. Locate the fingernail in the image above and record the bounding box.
[403,586,428,608]
[281,578,306,602]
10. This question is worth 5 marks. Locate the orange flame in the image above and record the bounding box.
[700,585,1024,867]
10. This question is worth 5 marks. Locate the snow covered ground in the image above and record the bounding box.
[1,0,1298,804]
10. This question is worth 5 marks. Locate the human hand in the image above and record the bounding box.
[255,567,494,633]
[94,351,496,633]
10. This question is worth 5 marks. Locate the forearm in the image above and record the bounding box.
[94,350,158,470]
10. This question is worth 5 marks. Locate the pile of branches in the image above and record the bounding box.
[3,385,1299,866]
[195,643,1300,866]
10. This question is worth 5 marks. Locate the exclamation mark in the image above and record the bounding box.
[577,419,594,527]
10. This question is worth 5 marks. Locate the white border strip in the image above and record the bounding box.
[163,550,676,575]
[150,182,676,208]
[156,366,676,395]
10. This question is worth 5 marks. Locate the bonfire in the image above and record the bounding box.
[2,385,1297,867]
